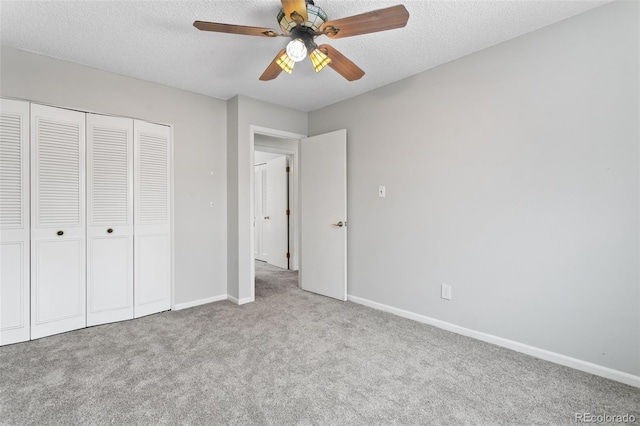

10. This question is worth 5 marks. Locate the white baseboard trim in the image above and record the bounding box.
[347,294,640,388]
[227,295,254,305]
[173,294,228,311]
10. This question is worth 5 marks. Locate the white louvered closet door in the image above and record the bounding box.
[0,99,30,345]
[87,114,133,326]
[31,104,86,339]
[134,120,171,318]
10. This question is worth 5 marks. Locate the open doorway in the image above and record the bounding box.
[251,129,303,300]
[244,127,347,303]
[246,127,348,303]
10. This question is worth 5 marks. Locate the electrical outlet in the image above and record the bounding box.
[441,283,452,300]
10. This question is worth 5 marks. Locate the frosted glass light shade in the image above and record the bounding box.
[286,38,307,62]
[309,48,331,72]
[276,52,295,74]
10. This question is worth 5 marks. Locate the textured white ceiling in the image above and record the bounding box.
[0,0,611,112]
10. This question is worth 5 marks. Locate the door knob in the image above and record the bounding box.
[57,230,64,236]
[264,216,270,220]
[332,221,344,228]
[107,228,113,234]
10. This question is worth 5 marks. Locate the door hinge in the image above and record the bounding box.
[286,166,291,173]
[286,252,290,259]
[285,209,291,215]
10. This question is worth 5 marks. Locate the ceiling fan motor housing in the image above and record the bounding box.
[277,2,328,34]
[290,29,317,51]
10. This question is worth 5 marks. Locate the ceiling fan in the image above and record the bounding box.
[194,0,409,81]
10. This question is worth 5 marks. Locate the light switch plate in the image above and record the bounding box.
[441,283,452,300]
[378,185,386,198]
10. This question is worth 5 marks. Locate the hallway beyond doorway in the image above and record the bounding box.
[255,260,298,299]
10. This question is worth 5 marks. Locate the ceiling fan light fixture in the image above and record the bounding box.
[278,3,328,34]
[286,38,308,62]
[276,52,295,74]
[194,3,410,82]
[310,48,331,72]
[303,3,329,31]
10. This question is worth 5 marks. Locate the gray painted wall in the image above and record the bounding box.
[0,46,228,305]
[226,96,240,299]
[308,1,639,375]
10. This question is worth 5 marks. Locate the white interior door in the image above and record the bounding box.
[134,120,171,318]
[300,129,347,301]
[86,114,134,326]
[263,156,288,269]
[31,104,86,339]
[0,99,30,345]
[254,164,266,262]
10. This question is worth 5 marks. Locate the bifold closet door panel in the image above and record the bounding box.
[0,99,30,345]
[134,120,171,318]
[31,104,86,339]
[86,114,134,327]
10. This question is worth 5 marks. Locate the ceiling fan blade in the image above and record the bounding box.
[321,5,409,39]
[194,21,284,38]
[260,49,287,81]
[319,44,365,81]
[281,0,308,24]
